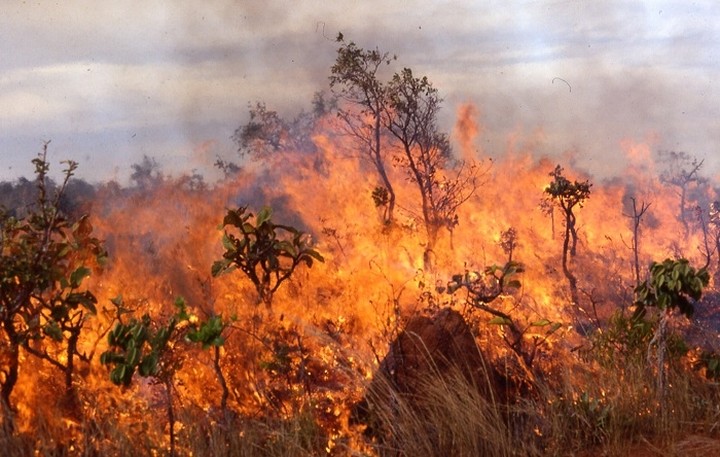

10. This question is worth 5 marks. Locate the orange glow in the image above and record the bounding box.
[5,101,718,454]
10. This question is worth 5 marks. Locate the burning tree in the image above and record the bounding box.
[445,261,561,369]
[384,67,481,267]
[0,146,106,428]
[624,197,651,286]
[544,165,592,305]
[330,35,397,225]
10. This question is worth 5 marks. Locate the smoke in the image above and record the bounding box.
[1,2,719,185]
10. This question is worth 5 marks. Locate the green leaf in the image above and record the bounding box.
[57,243,72,258]
[110,295,124,307]
[108,325,119,346]
[709,358,719,373]
[276,240,296,257]
[531,319,551,327]
[210,336,225,347]
[656,275,665,289]
[221,233,236,251]
[66,291,98,314]
[174,296,188,318]
[211,259,231,277]
[69,266,91,288]
[256,207,272,225]
[109,368,121,385]
[110,364,129,386]
[306,249,325,263]
[671,268,680,281]
[488,316,513,326]
[127,346,140,367]
[43,321,63,341]
[139,353,159,377]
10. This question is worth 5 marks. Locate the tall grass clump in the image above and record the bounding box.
[359,363,528,457]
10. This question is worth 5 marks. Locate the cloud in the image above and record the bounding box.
[0,1,719,183]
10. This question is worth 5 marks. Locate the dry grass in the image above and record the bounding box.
[359,367,521,457]
[3,328,720,456]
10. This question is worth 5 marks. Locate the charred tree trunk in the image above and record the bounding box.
[647,310,670,414]
[715,235,720,284]
[561,210,579,305]
[568,210,578,257]
[631,201,642,286]
[213,345,229,414]
[1,322,19,422]
[1,339,18,432]
[679,186,689,238]
[399,139,437,271]
[63,328,82,417]
[372,113,395,225]
[165,378,176,457]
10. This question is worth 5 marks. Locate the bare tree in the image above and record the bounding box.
[660,151,705,237]
[624,197,651,286]
[698,200,720,279]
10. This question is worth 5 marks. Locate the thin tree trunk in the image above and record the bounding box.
[1,322,19,417]
[213,346,229,414]
[679,188,689,237]
[63,330,82,419]
[165,378,176,457]
[562,218,579,305]
[1,336,18,433]
[372,113,395,225]
[648,311,669,414]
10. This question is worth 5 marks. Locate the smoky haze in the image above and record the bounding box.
[0,1,718,184]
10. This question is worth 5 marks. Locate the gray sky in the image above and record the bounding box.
[1,1,718,184]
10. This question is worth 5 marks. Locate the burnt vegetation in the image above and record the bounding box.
[2,38,720,457]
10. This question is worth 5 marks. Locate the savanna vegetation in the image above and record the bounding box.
[2,36,720,457]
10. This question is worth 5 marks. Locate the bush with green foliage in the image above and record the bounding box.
[101,296,231,456]
[633,258,709,405]
[444,261,560,369]
[0,147,106,428]
[212,206,324,308]
[634,258,709,318]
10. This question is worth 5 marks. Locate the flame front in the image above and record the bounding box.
[5,101,718,455]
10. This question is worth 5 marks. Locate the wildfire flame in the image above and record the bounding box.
[4,100,718,455]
